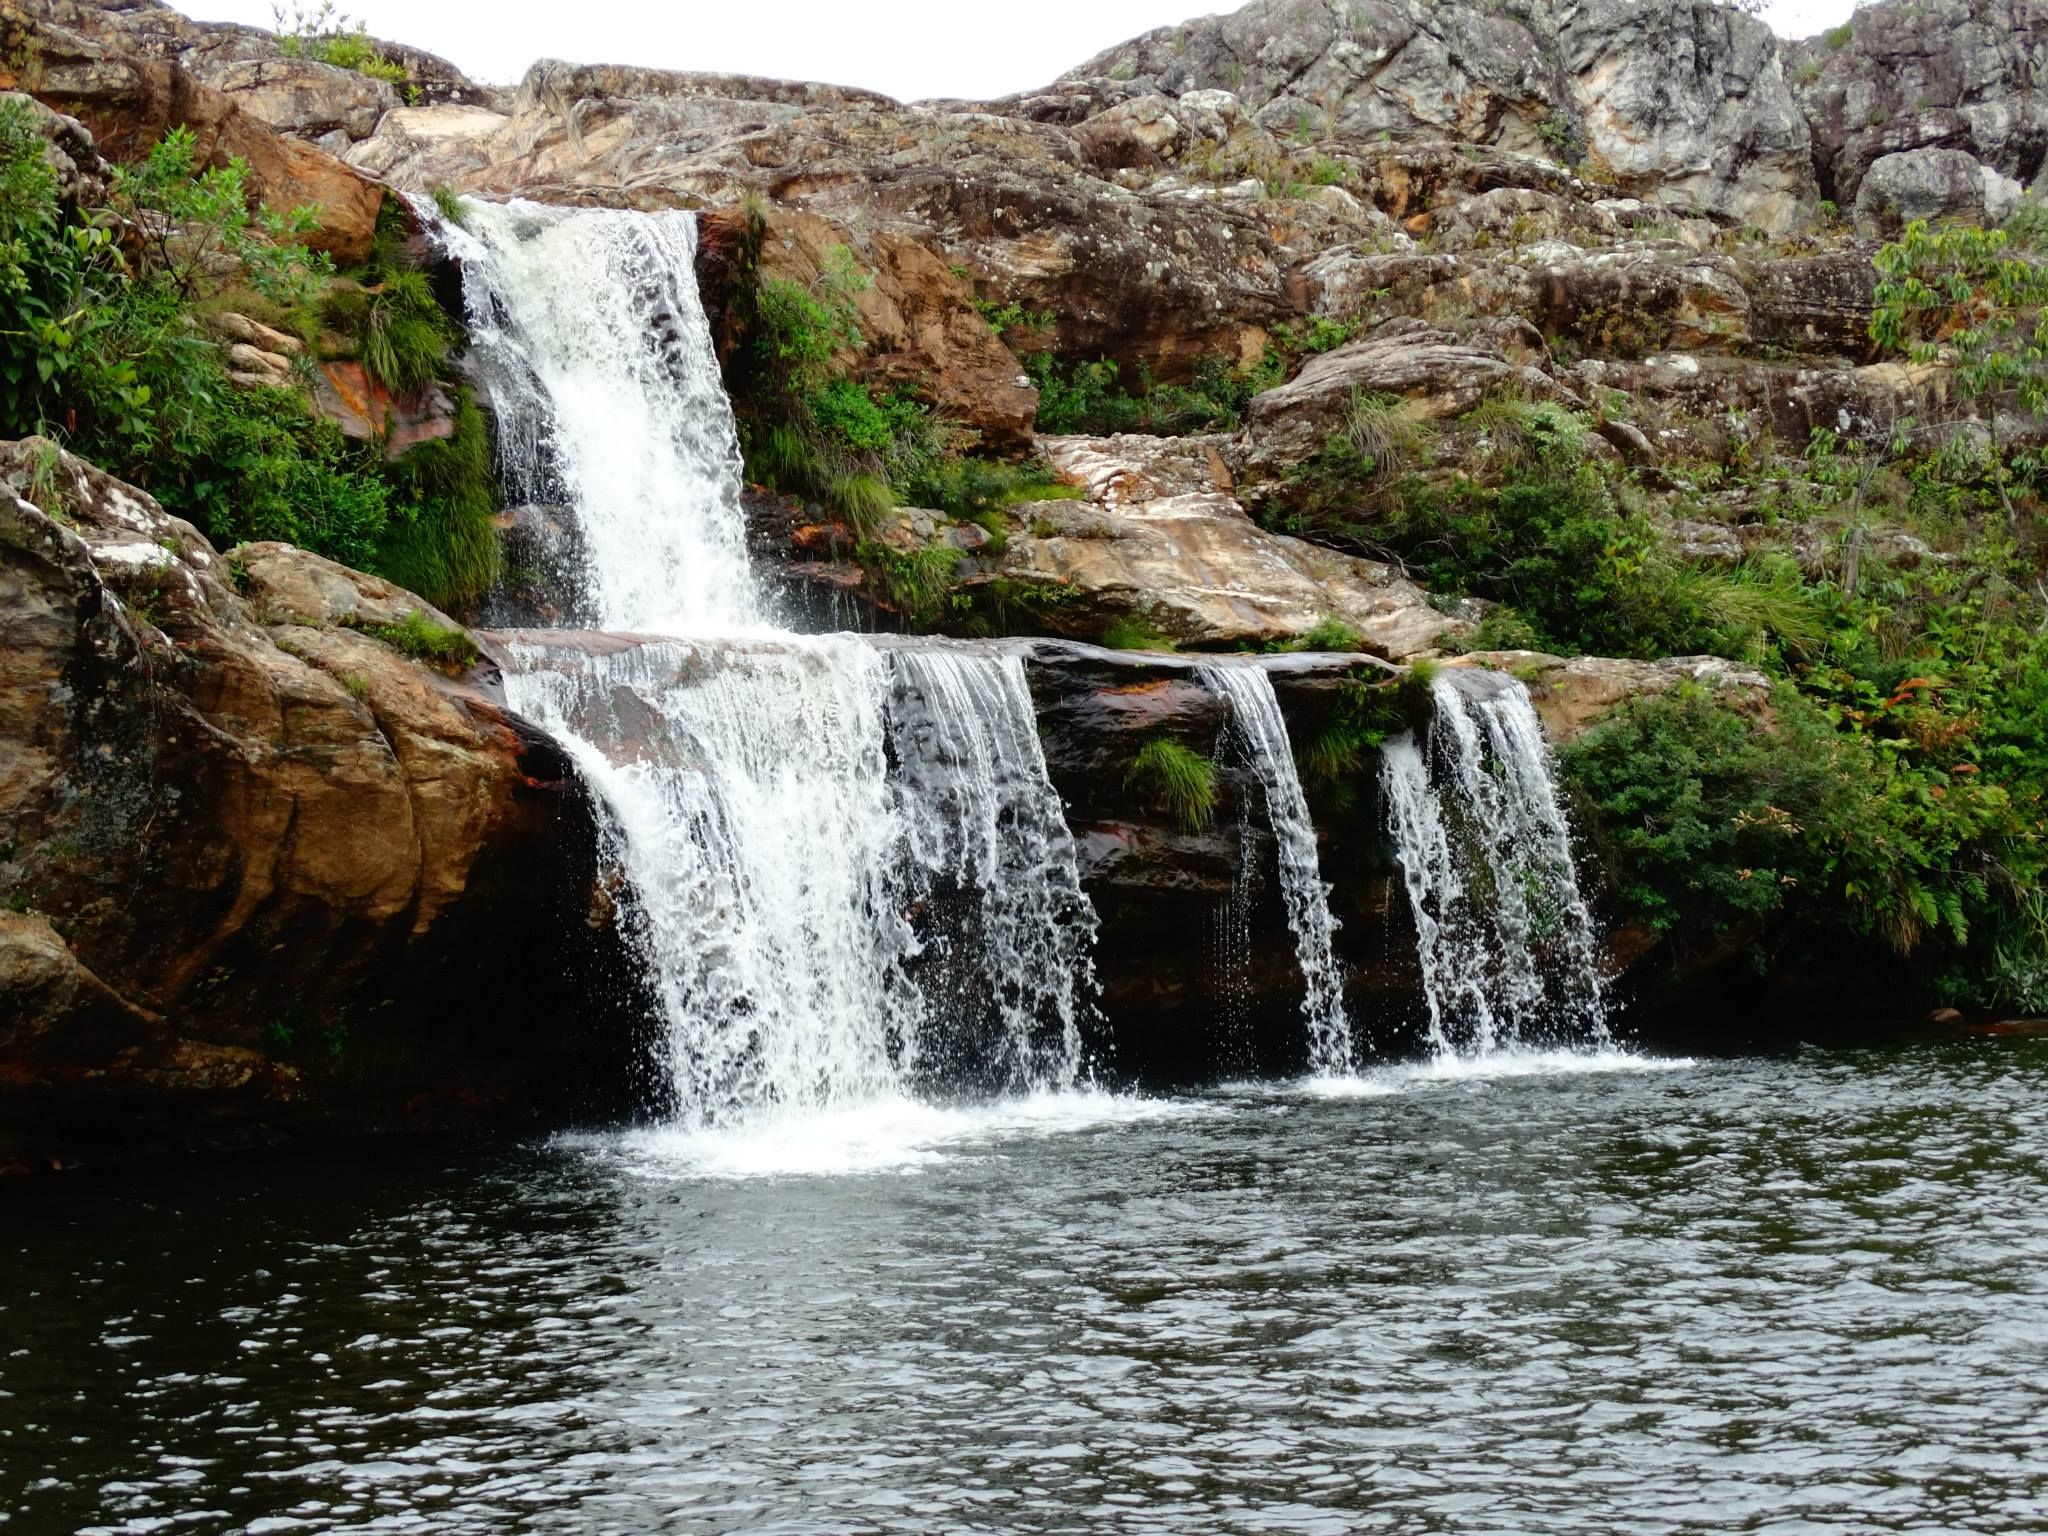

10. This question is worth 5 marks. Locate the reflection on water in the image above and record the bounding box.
[5,1039,2047,1534]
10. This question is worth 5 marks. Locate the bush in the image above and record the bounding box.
[1126,738,1219,832]
[1562,682,2034,986]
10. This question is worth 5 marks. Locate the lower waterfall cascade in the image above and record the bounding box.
[423,193,1624,1116]
[1382,669,1612,1057]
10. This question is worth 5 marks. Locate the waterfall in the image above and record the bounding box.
[887,647,1098,1093]
[503,635,924,1125]
[1198,664,1354,1075]
[424,197,1099,1128]
[431,198,760,634]
[1383,670,1610,1057]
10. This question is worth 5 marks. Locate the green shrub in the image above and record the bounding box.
[1293,616,1364,652]
[1563,682,2034,980]
[1126,738,1219,832]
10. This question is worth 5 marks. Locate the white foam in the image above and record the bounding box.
[1375,1048,1695,1084]
[591,1090,1218,1180]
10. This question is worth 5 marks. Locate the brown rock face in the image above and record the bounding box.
[744,207,1038,452]
[0,439,649,1166]
[0,0,384,261]
[991,434,1469,657]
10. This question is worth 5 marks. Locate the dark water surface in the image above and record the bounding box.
[6,1039,2047,1535]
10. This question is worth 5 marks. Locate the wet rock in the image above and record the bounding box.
[0,438,649,1166]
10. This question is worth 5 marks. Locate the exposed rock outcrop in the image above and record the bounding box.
[1789,0,2048,210]
[1,0,385,259]
[0,439,649,1168]
[1060,0,1816,229]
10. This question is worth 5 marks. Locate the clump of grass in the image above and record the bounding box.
[340,670,372,699]
[1126,737,1219,833]
[376,391,500,608]
[828,471,896,537]
[323,268,451,394]
[856,538,963,627]
[346,609,479,670]
[1293,616,1364,652]
[1102,615,1174,651]
[429,184,467,228]
[1344,390,1432,474]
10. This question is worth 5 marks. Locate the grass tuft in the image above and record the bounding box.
[1126,737,1219,832]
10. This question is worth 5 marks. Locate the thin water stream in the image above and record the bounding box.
[7,1038,2045,1534]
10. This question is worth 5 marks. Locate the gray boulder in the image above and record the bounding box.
[1853,146,2025,236]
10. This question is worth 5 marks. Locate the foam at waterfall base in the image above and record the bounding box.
[1324,1048,1696,1092]
[587,1091,1220,1180]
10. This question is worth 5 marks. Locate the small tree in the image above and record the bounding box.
[1870,208,2048,518]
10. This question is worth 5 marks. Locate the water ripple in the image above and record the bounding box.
[5,1039,2047,1534]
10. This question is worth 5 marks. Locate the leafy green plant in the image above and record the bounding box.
[271,2,410,87]
[1126,738,1219,832]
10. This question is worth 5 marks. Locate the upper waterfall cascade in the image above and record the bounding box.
[1199,663,1354,1076]
[1383,670,1611,1057]
[433,199,761,634]
[428,199,1099,1125]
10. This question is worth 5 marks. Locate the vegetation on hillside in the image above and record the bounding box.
[1258,212,2048,1014]
[0,101,496,606]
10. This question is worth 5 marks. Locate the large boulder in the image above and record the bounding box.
[0,439,648,1168]
[989,433,1470,656]
[1853,146,2025,237]
[1245,319,1557,471]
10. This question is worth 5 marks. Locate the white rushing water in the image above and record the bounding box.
[888,648,1098,1093]
[428,198,1100,1128]
[1383,669,1610,1057]
[432,198,761,634]
[1197,663,1354,1075]
[504,636,925,1126]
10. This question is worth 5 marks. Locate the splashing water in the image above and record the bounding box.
[1198,663,1353,1075]
[1383,669,1610,1057]
[503,635,924,1126]
[886,646,1098,1093]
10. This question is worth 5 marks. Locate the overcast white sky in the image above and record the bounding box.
[174,0,1861,102]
